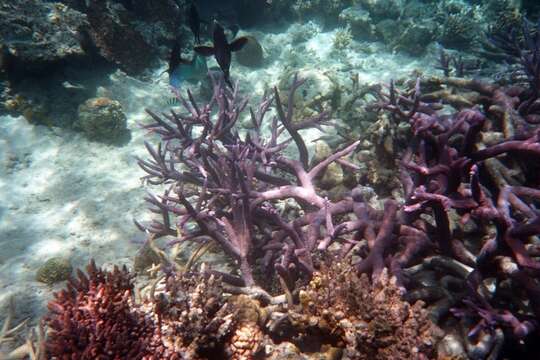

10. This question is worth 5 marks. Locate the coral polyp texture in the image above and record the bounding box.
[44,261,235,359]
[42,260,439,359]
[291,262,441,359]
[44,261,158,358]
[37,75,442,359]
[364,29,540,354]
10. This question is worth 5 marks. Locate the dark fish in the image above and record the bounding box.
[188,3,202,44]
[167,39,185,76]
[194,22,247,88]
[119,0,133,11]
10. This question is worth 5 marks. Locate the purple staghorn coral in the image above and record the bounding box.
[134,61,540,357]
[366,71,540,357]
[136,74,366,294]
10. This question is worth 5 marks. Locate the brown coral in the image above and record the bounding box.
[292,261,442,359]
[150,270,235,358]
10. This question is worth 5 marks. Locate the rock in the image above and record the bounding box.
[393,22,436,56]
[235,36,264,68]
[0,0,87,74]
[265,341,302,359]
[357,0,401,21]
[36,257,73,285]
[133,242,162,273]
[84,1,156,75]
[339,6,375,40]
[375,19,400,44]
[437,333,467,359]
[311,141,344,190]
[76,97,129,143]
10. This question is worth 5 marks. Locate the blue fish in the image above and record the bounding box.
[169,53,208,89]
[164,39,208,90]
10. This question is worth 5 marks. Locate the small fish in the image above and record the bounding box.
[169,53,208,88]
[188,3,203,44]
[163,39,208,89]
[167,66,224,107]
[62,81,85,90]
[194,22,248,88]
[167,97,180,106]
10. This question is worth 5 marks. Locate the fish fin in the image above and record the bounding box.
[224,74,234,89]
[229,37,249,52]
[194,46,215,57]
[229,24,240,38]
[169,39,182,72]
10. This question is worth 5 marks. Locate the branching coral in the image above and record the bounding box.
[135,74,362,293]
[43,260,241,359]
[488,17,540,117]
[44,260,158,359]
[365,69,540,357]
[128,74,442,357]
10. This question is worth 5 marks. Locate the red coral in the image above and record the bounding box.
[44,260,159,359]
[43,262,238,359]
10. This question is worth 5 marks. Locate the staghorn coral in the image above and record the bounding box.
[135,73,358,292]
[364,65,540,357]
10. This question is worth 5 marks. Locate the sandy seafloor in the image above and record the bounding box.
[0,22,442,323]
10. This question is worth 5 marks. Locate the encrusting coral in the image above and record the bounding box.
[289,261,442,359]
[44,261,237,359]
[40,259,440,359]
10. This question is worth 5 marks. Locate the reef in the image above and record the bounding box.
[5,3,540,358]
[34,20,540,351]
[0,0,184,128]
[31,73,442,358]
[40,259,438,359]
[361,17,540,355]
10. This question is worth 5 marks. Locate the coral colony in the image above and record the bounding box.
[6,14,540,360]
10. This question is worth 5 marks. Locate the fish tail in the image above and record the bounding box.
[167,97,180,106]
[225,76,233,89]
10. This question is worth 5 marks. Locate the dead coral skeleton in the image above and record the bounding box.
[0,297,45,360]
